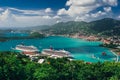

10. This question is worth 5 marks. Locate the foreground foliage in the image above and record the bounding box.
[0,52,120,80]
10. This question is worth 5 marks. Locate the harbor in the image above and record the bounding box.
[0,35,117,62]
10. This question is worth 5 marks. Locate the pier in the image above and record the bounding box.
[111,50,119,62]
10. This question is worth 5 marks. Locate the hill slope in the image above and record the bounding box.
[44,18,120,36]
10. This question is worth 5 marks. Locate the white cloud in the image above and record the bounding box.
[91,11,107,18]
[45,8,53,13]
[67,5,100,16]
[0,9,11,21]
[63,0,117,17]
[42,15,52,19]
[0,9,57,28]
[75,11,108,22]
[15,16,56,26]
[57,0,118,22]
[0,9,17,27]
[56,20,61,23]
[53,16,61,19]
[66,0,98,6]
[0,8,4,11]
[65,0,101,16]
[9,8,45,16]
[118,15,120,19]
[103,0,118,6]
[9,7,54,16]
[104,7,112,12]
[0,0,118,28]
[57,8,67,16]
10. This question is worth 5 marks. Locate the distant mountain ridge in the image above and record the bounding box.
[44,18,120,36]
[1,18,120,36]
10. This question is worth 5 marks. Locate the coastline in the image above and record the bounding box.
[0,33,119,62]
[62,34,120,62]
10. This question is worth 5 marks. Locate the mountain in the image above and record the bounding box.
[28,25,50,30]
[89,18,120,35]
[43,18,120,36]
[1,18,119,36]
[14,25,50,31]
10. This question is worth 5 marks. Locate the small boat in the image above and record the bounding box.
[102,52,107,56]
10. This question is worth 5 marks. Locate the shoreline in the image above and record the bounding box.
[66,35,120,62]
[0,34,119,62]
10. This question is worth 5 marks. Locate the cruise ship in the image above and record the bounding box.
[41,49,72,58]
[15,45,39,55]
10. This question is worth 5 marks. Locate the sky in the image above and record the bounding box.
[0,0,120,28]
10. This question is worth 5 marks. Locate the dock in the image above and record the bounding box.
[111,50,119,62]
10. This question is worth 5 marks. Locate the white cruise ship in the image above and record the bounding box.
[15,45,39,55]
[41,49,72,58]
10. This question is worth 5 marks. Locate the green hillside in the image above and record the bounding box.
[44,18,120,36]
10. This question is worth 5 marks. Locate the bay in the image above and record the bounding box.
[0,36,116,62]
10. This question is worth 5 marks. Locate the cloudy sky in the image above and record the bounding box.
[0,0,120,28]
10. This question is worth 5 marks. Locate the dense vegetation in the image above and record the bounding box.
[0,51,120,80]
[44,18,120,36]
[30,32,45,38]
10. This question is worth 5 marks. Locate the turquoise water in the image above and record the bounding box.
[0,36,116,62]
[2,32,29,37]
